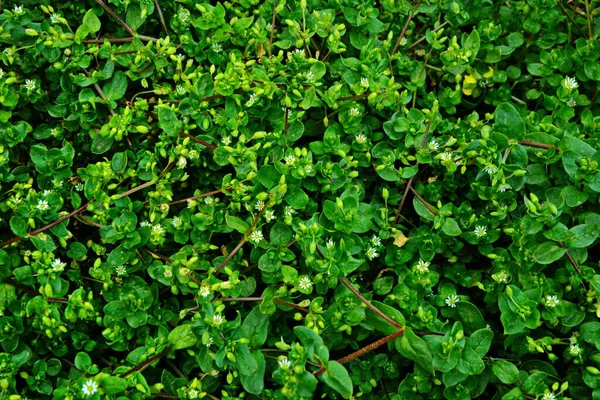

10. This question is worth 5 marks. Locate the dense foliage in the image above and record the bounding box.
[1,0,600,399]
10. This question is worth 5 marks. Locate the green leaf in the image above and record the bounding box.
[168,324,197,350]
[364,300,405,335]
[235,345,258,375]
[226,214,249,234]
[270,222,292,247]
[10,216,27,237]
[104,300,127,319]
[455,301,485,334]
[492,360,519,384]
[294,326,329,362]
[91,133,114,155]
[442,218,462,236]
[396,327,434,374]
[158,106,183,136]
[320,361,353,399]
[585,60,600,81]
[240,351,265,394]
[67,242,87,259]
[103,71,128,102]
[75,352,92,372]
[465,329,493,358]
[101,376,127,395]
[285,187,309,208]
[241,307,270,348]
[0,283,16,308]
[533,241,565,264]
[494,102,525,139]
[111,151,128,174]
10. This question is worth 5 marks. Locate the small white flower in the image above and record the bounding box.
[13,5,24,15]
[299,277,312,290]
[497,271,509,283]
[474,226,487,237]
[205,336,213,347]
[189,389,199,399]
[25,79,36,92]
[264,210,276,222]
[360,77,369,88]
[356,134,367,144]
[483,165,498,175]
[178,9,190,23]
[53,179,63,188]
[305,165,313,174]
[179,267,190,276]
[50,13,61,24]
[212,43,222,53]
[222,136,232,145]
[75,183,84,191]
[176,85,186,95]
[371,235,381,246]
[51,259,66,272]
[200,286,211,297]
[563,76,578,91]
[541,393,556,400]
[81,379,98,396]
[399,37,408,46]
[278,357,292,369]
[213,314,224,325]
[140,221,151,227]
[569,344,581,356]
[250,230,264,243]
[284,155,296,165]
[566,98,576,107]
[246,93,258,108]
[498,183,511,193]
[569,332,579,344]
[266,23,273,30]
[176,53,185,61]
[204,196,214,205]
[546,295,560,308]
[349,107,360,117]
[172,216,181,228]
[163,268,173,278]
[115,265,126,276]
[13,197,22,205]
[284,206,294,217]
[0,68,4,79]
[440,152,453,161]
[43,190,52,196]
[255,200,265,210]
[366,247,378,260]
[326,239,334,249]
[152,225,164,235]
[415,259,430,274]
[486,324,491,329]
[50,128,59,137]
[177,156,187,169]
[37,199,50,211]
[306,71,314,81]
[428,140,439,151]
[445,294,459,308]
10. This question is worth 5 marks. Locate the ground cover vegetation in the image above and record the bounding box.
[1,0,600,398]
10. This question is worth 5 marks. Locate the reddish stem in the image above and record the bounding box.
[339,278,403,329]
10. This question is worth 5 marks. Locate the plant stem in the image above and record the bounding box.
[119,347,172,378]
[116,179,157,198]
[82,68,116,116]
[340,278,403,329]
[269,0,277,51]
[179,132,217,150]
[0,202,91,249]
[391,0,423,55]
[409,186,438,216]
[167,189,224,206]
[215,200,270,275]
[556,0,587,38]
[95,0,134,36]
[154,0,170,37]
[313,329,404,376]
[518,140,553,150]
[584,0,593,39]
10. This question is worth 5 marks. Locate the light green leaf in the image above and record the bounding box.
[320,361,353,399]
[168,324,197,350]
